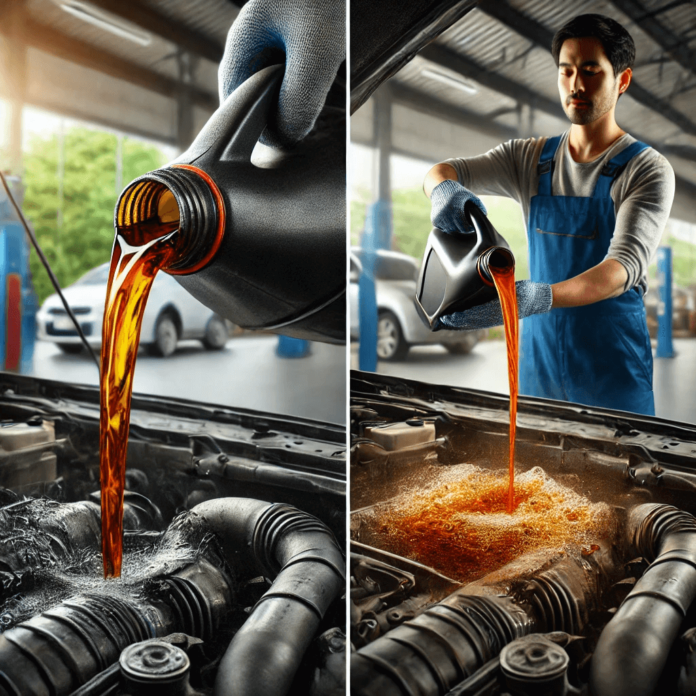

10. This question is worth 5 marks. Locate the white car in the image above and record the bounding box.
[36,263,230,357]
[350,248,484,360]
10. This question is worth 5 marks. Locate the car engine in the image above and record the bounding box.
[0,372,346,696]
[351,370,696,696]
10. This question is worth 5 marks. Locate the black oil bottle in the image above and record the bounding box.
[114,65,345,344]
[415,201,514,330]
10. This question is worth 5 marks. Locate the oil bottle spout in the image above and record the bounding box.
[115,64,346,344]
[477,246,515,285]
[415,200,514,330]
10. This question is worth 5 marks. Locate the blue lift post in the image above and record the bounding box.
[0,180,37,373]
[656,246,675,359]
[276,334,310,358]
[358,200,391,372]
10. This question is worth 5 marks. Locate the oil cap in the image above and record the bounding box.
[120,640,191,696]
[500,636,569,695]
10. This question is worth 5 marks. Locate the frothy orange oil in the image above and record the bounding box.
[99,219,178,578]
[367,466,613,584]
[489,265,519,513]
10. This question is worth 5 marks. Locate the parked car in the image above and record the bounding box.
[349,248,484,360]
[36,263,230,357]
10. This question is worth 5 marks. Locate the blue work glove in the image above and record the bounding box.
[430,179,488,234]
[219,0,345,148]
[437,280,553,330]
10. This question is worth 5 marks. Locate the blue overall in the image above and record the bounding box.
[519,136,655,416]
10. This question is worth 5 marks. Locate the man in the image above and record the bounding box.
[424,13,675,416]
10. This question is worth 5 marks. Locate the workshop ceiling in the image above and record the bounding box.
[353,0,696,224]
[0,0,239,147]
[0,0,693,220]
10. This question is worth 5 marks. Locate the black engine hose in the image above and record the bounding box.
[590,503,696,696]
[0,498,342,696]
[351,545,614,696]
[191,499,345,696]
[0,558,231,696]
[351,593,534,696]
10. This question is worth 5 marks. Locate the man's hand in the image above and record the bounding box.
[437,259,629,331]
[429,180,488,235]
[437,280,553,330]
[219,0,345,148]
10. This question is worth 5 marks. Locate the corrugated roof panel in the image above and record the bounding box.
[508,0,622,32]
[447,2,695,140]
[632,62,693,103]
[391,101,515,162]
[26,0,181,81]
[633,0,696,36]
[617,94,685,140]
[439,8,533,68]
[490,46,559,101]
[143,0,237,47]
[394,54,518,117]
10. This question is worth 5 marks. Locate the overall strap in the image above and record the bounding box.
[592,140,650,199]
[536,135,562,196]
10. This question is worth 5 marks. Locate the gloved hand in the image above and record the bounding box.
[430,179,488,234]
[219,0,345,148]
[437,280,553,330]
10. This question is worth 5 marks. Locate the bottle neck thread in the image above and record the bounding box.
[477,246,515,286]
[115,165,224,275]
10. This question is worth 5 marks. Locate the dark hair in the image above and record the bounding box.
[551,14,635,76]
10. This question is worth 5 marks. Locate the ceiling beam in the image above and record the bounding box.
[389,82,519,141]
[78,0,225,64]
[609,0,696,78]
[660,143,696,161]
[477,0,696,137]
[12,17,217,112]
[26,95,177,146]
[419,43,566,119]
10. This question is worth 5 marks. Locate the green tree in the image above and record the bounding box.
[646,224,696,290]
[22,128,166,303]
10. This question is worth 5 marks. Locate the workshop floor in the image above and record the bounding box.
[351,337,696,425]
[31,335,347,425]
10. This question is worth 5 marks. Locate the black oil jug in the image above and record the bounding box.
[415,200,514,330]
[115,65,345,344]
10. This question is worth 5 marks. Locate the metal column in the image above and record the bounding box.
[656,245,675,359]
[0,0,27,177]
[359,86,393,370]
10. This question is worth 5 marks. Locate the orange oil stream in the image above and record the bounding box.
[489,266,519,514]
[99,219,178,578]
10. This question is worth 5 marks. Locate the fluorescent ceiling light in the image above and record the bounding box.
[56,0,152,46]
[421,68,478,95]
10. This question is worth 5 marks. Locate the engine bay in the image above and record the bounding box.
[0,372,346,696]
[350,370,696,696]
